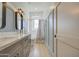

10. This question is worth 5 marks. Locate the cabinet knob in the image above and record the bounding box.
[17,53,19,56]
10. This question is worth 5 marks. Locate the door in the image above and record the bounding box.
[53,8,57,57]
[48,10,54,56]
[44,19,49,47]
[48,9,57,57]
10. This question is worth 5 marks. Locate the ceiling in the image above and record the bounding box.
[10,2,58,20]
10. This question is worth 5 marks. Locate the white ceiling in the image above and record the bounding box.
[10,2,58,20]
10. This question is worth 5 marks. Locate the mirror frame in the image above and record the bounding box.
[15,12,17,29]
[0,2,6,29]
[21,14,23,30]
[15,12,23,30]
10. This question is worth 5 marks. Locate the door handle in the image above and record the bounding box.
[53,34,57,52]
[54,35,56,38]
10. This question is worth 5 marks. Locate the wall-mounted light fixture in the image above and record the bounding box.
[17,8,23,16]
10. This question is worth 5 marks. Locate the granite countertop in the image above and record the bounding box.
[0,33,30,51]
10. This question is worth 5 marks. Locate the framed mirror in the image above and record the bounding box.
[0,2,16,32]
[5,3,15,32]
[17,12,22,30]
[15,9,23,30]
[0,2,6,29]
[0,2,2,28]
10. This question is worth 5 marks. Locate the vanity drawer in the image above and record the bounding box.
[0,40,22,57]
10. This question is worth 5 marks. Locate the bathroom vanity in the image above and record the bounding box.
[0,33,31,57]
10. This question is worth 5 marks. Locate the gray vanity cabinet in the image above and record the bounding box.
[0,35,31,57]
[22,35,31,57]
